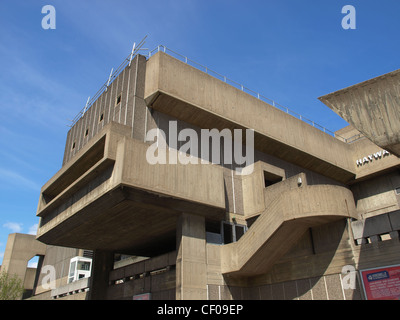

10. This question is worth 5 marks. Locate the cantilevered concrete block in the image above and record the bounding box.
[319,69,400,157]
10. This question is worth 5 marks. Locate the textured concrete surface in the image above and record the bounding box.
[319,69,400,157]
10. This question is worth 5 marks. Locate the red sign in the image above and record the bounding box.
[360,265,400,300]
[133,293,151,300]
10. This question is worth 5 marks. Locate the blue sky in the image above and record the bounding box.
[0,0,399,265]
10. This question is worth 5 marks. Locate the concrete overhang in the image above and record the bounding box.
[144,52,356,183]
[319,69,400,157]
[36,122,225,255]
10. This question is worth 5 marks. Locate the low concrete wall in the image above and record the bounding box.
[107,252,176,300]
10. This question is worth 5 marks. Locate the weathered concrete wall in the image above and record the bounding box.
[35,246,79,295]
[351,136,400,180]
[147,109,347,219]
[1,233,46,293]
[145,52,356,183]
[107,251,176,300]
[33,51,400,301]
[63,54,148,165]
[205,219,362,300]
[351,172,400,219]
[351,210,400,244]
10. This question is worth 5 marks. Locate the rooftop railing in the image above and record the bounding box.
[69,43,362,144]
[68,37,148,127]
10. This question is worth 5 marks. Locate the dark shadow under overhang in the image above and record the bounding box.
[37,185,225,257]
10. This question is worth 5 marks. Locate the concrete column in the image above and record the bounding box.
[88,250,114,300]
[176,213,207,300]
[32,255,45,296]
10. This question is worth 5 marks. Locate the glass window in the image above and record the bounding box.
[115,93,122,106]
[235,225,245,241]
[69,261,76,277]
[221,222,247,244]
[263,171,283,187]
[77,261,91,271]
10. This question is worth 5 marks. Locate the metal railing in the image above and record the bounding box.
[148,45,355,143]
[344,132,365,144]
[68,37,148,127]
[69,42,362,143]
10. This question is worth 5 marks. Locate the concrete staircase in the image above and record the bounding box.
[221,182,358,276]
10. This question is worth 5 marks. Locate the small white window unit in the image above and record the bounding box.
[68,256,92,283]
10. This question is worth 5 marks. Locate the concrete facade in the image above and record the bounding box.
[0,233,47,298]
[4,50,400,300]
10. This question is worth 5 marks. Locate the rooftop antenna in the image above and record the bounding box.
[129,35,148,66]
[129,42,136,66]
[105,68,113,92]
[68,35,150,127]
[82,96,90,115]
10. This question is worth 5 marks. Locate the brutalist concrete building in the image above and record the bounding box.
[3,47,400,300]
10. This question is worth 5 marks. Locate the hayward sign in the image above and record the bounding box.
[356,150,390,167]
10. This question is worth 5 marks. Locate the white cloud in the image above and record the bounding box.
[28,224,38,235]
[0,168,40,191]
[3,222,23,233]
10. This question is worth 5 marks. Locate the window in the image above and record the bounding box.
[72,141,76,150]
[263,171,283,188]
[221,221,247,244]
[235,224,245,240]
[68,261,76,283]
[223,222,233,244]
[69,261,76,277]
[115,93,122,106]
[68,257,92,283]
[77,261,91,271]
[85,128,89,137]
[99,113,104,122]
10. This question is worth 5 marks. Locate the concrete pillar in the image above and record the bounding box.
[176,213,207,300]
[88,250,114,300]
[32,255,45,296]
